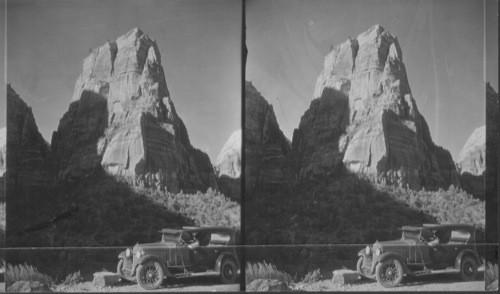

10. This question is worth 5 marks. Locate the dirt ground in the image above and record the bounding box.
[295,269,485,292]
[55,276,240,292]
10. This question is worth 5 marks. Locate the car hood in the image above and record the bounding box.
[375,239,416,248]
[133,242,175,252]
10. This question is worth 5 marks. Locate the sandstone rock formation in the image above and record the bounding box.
[0,127,5,200]
[291,25,459,190]
[6,85,50,194]
[51,28,217,193]
[457,126,485,199]
[245,82,291,192]
[457,126,485,176]
[216,129,241,178]
[215,130,241,200]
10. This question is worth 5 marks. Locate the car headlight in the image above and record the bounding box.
[135,250,144,259]
[126,248,131,258]
[375,248,382,256]
[365,245,372,255]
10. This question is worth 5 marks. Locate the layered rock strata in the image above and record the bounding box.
[51,28,217,193]
[245,82,291,192]
[215,129,241,200]
[291,25,459,190]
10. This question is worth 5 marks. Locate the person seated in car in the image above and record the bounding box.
[188,232,200,249]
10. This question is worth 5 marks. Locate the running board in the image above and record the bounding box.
[413,269,432,276]
[173,270,219,279]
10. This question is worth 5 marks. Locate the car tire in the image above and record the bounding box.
[220,258,238,284]
[375,258,404,288]
[136,260,165,290]
[459,255,478,281]
[117,259,136,282]
[357,257,373,279]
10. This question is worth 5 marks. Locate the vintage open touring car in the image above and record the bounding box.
[356,224,481,288]
[117,226,240,290]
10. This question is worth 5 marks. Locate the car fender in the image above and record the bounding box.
[454,249,480,270]
[134,254,173,277]
[214,252,239,274]
[373,252,411,275]
[118,251,129,260]
[357,248,367,257]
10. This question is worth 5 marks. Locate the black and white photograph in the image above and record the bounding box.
[0,0,499,293]
[3,0,242,292]
[245,0,498,291]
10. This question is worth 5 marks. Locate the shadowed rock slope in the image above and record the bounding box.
[291,25,459,190]
[52,28,217,193]
[245,82,291,193]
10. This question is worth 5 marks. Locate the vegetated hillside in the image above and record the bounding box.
[12,174,239,248]
[246,172,484,246]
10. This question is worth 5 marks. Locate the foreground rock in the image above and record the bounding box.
[7,281,52,292]
[92,272,120,288]
[215,130,241,200]
[331,269,360,285]
[457,126,485,199]
[245,82,291,192]
[246,279,291,291]
[51,28,217,193]
[290,24,459,190]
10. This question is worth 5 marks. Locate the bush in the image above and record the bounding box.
[301,269,321,284]
[485,261,498,291]
[62,271,83,286]
[5,263,53,286]
[245,261,294,285]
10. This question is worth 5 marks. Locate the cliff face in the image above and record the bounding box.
[458,126,485,176]
[245,82,291,192]
[51,28,217,193]
[6,85,50,193]
[291,25,459,190]
[215,129,241,200]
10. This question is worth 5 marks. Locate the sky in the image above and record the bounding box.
[246,0,498,160]
[6,0,241,162]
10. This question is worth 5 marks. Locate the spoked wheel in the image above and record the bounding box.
[375,258,404,288]
[136,260,165,290]
[357,257,373,279]
[117,259,136,282]
[220,258,238,284]
[459,256,478,281]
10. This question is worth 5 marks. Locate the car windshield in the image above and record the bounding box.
[401,229,421,240]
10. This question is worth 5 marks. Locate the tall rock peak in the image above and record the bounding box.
[6,85,50,192]
[245,81,291,192]
[216,129,241,178]
[292,25,459,190]
[52,29,217,193]
[457,126,485,175]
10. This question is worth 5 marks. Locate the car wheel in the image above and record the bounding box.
[375,258,404,288]
[220,258,238,284]
[136,260,165,290]
[459,255,478,281]
[117,259,136,282]
[357,257,373,279]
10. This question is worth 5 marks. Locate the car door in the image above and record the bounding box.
[431,228,455,266]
